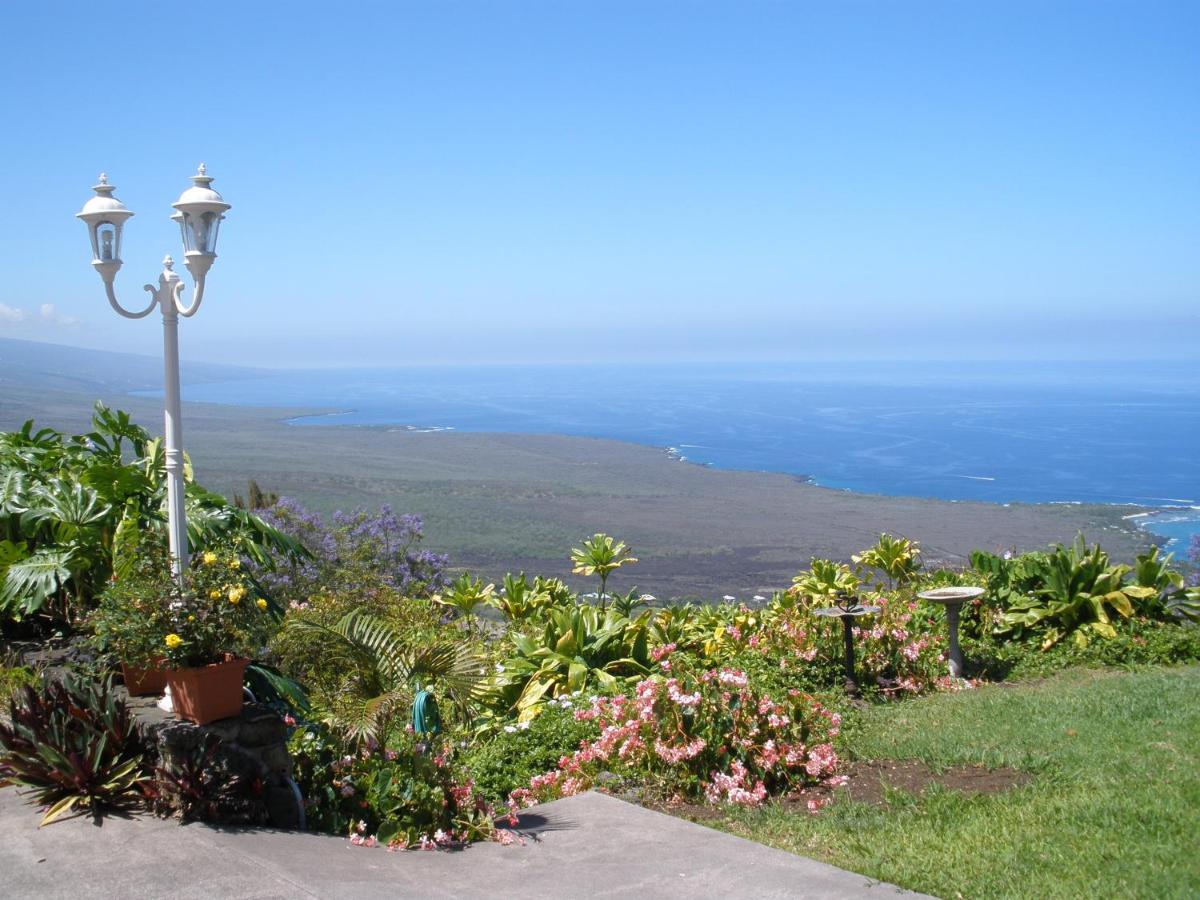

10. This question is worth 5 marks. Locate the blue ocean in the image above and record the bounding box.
[157,360,1200,554]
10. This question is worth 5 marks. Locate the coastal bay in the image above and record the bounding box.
[0,378,1150,601]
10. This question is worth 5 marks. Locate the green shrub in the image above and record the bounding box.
[965,617,1200,681]
[87,540,175,667]
[0,664,38,700]
[288,724,495,848]
[461,702,598,806]
[973,538,1197,650]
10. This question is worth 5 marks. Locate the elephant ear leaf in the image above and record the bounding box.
[1122,586,1157,601]
[555,630,578,657]
[1090,620,1117,640]
[517,675,556,715]
[1100,590,1135,619]
[567,660,588,692]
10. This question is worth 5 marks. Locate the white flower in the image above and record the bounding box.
[503,725,517,733]
[517,720,531,730]
[495,663,505,673]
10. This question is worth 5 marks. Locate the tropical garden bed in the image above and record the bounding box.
[2,407,1199,884]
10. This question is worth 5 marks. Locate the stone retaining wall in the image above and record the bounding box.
[125,691,301,828]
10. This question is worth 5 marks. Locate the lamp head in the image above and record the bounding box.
[172,164,230,267]
[76,173,134,279]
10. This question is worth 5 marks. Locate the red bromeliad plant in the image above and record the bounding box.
[508,647,842,809]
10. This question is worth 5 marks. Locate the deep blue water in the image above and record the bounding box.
[146,361,1200,555]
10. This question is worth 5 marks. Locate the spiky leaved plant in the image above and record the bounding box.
[0,672,150,825]
[852,533,922,590]
[570,533,638,612]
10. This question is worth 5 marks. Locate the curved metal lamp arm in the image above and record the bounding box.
[174,275,205,318]
[105,280,158,319]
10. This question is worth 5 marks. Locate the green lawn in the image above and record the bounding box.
[714,666,1200,899]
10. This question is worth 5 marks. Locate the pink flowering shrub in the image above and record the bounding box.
[711,595,948,696]
[508,651,842,808]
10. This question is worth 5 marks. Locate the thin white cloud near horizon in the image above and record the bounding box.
[0,303,81,329]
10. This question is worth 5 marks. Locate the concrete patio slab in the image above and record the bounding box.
[0,788,929,899]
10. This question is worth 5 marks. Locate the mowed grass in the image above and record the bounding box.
[715,666,1200,899]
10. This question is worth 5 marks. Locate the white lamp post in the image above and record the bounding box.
[77,165,231,581]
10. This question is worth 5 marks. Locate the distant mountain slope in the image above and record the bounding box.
[0,337,265,393]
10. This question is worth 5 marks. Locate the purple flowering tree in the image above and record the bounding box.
[255,499,447,609]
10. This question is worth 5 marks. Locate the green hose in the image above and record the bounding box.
[411,689,442,736]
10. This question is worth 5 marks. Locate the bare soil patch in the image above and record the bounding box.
[652,759,1030,822]
[788,759,1032,809]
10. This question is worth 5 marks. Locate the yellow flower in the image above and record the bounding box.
[256,598,268,611]
[209,589,222,600]
[228,559,241,571]
[165,633,183,649]
[187,615,195,622]
[228,585,246,605]
[202,551,218,566]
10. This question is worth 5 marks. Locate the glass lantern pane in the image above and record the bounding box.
[97,223,116,261]
[194,212,213,253]
[207,214,222,254]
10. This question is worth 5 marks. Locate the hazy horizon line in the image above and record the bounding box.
[4,336,1198,373]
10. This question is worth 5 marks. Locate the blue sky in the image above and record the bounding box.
[1,1,1196,366]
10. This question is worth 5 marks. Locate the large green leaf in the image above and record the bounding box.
[0,547,73,616]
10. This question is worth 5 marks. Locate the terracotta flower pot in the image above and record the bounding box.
[167,656,250,725]
[121,659,170,696]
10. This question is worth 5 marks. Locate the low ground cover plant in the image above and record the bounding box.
[461,700,598,807]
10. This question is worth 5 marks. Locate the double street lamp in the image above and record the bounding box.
[76,165,231,580]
